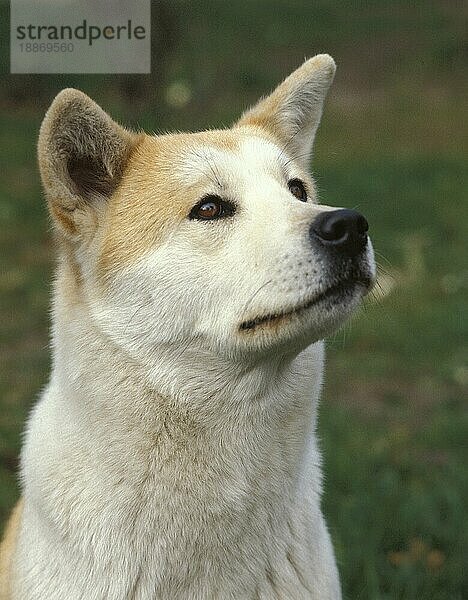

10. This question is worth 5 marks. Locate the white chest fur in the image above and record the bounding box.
[13,306,340,599]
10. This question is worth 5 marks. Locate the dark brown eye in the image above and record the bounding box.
[288,179,307,202]
[189,196,235,221]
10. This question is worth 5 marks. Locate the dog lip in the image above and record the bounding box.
[238,276,372,332]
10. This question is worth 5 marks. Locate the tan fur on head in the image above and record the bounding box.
[98,130,243,274]
[38,88,142,239]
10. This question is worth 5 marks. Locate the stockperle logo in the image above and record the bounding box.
[11,0,151,74]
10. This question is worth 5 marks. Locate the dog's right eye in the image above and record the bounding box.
[288,179,308,202]
[189,196,235,221]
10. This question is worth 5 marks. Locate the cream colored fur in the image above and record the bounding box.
[1,54,375,599]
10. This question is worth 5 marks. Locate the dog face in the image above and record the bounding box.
[38,55,375,366]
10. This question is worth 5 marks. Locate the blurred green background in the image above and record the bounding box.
[0,1,467,598]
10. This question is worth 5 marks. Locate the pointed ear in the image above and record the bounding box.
[236,54,336,168]
[38,88,141,238]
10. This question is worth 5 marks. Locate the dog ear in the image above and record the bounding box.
[38,88,141,238]
[236,54,336,169]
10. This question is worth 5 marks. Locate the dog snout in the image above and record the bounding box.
[310,209,369,257]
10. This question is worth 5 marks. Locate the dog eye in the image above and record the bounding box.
[189,196,235,221]
[288,179,307,202]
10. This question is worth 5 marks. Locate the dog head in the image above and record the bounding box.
[38,55,375,367]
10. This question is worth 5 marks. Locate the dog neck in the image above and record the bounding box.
[30,259,326,591]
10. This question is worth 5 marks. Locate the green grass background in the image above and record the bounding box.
[0,1,467,598]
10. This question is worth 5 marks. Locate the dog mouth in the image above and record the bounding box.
[239,276,372,332]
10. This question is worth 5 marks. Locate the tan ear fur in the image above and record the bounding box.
[236,54,336,168]
[38,89,142,238]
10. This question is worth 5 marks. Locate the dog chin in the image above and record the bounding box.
[237,278,370,345]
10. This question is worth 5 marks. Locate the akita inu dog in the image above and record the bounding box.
[0,54,375,599]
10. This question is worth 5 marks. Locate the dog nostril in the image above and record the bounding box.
[320,217,346,241]
[311,209,369,256]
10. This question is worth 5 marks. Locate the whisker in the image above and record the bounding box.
[375,261,393,278]
[374,250,392,267]
[190,149,221,188]
[241,279,274,316]
[283,151,311,169]
[200,148,223,189]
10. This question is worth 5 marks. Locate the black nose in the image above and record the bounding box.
[310,209,369,256]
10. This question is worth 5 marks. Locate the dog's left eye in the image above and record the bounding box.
[288,179,308,202]
[189,195,236,221]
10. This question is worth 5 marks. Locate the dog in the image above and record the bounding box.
[0,54,375,599]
